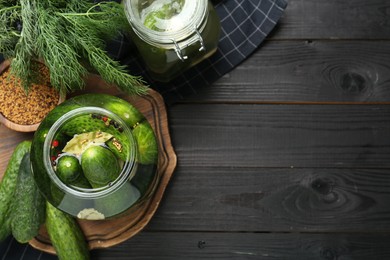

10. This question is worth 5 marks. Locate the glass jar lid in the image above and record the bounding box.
[125,0,208,43]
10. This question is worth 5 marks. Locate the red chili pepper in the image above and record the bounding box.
[102,116,108,122]
[52,140,59,147]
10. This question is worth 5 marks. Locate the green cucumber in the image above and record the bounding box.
[36,103,81,133]
[56,155,83,184]
[0,140,31,241]
[133,122,158,164]
[61,114,110,136]
[94,182,140,217]
[70,94,145,128]
[131,163,157,195]
[11,153,46,243]
[71,174,93,189]
[81,146,120,188]
[46,202,90,260]
[0,218,11,242]
[103,98,144,128]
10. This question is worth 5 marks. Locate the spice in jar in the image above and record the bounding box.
[0,63,60,125]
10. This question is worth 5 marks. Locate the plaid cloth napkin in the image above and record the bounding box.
[0,0,286,259]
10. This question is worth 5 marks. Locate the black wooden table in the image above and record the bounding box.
[3,0,388,259]
[90,0,390,259]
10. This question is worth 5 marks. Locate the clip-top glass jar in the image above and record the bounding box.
[124,0,221,82]
[31,94,159,220]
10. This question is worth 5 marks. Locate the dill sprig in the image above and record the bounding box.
[10,0,38,91]
[0,5,21,57]
[0,0,147,95]
[36,9,87,97]
[58,2,146,95]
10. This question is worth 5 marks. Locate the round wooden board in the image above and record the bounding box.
[0,75,177,254]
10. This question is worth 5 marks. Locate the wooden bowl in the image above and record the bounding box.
[0,59,64,132]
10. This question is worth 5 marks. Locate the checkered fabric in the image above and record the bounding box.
[0,0,286,259]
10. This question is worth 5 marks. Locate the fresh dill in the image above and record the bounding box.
[0,0,147,95]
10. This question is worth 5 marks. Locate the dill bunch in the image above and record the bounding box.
[0,0,147,95]
[0,4,21,58]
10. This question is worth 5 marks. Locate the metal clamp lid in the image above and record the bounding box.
[172,27,206,61]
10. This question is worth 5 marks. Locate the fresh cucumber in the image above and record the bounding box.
[0,218,11,242]
[56,155,83,184]
[132,122,158,165]
[11,152,46,243]
[94,181,140,218]
[71,94,145,128]
[102,97,145,128]
[46,201,90,260]
[0,140,31,241]
[71,174,93,189]
[81,145,120,188]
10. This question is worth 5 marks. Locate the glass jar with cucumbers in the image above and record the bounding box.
[124,0,221,82]
[30,94,159,219]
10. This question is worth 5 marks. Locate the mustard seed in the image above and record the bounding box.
[0,63,60,125]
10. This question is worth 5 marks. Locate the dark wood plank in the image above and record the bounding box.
[169,104,390,168]
[273,0,390,40]
[146,166,390,232]
[91,232,390,259]
[182,41,390,103]
[91,0,390,258]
